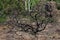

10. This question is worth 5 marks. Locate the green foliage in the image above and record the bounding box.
[0,0,55,23]
[30,0,40,8]
[54,0,60,3]
[0,0,24,22]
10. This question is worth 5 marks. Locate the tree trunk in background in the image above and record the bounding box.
[25,0,28,11]
[25,0,31,11]
[28,0,30,12]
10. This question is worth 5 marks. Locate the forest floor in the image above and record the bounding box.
[0,21,60,40]
[0,1,60,40]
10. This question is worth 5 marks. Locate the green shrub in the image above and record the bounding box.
[0,0,25,22]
